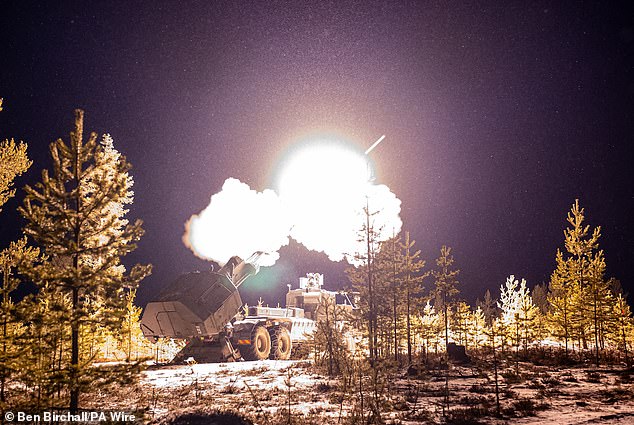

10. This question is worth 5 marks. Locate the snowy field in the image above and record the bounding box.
[85,359,634,424]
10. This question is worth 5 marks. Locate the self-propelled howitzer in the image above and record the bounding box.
[140,254,259,342]
[141,254,356,363]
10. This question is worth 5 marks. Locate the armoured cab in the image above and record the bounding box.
[285,273,355,321]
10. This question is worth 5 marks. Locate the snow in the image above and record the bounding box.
[82,359,634,424]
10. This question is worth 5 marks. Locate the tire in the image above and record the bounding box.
[269,326,292,360]
[241,325,271,361]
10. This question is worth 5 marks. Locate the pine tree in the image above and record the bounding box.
[469,305,487,350]
[531,283,549,344]
[548,200,609,365]
[0,99,32,213]
[451,301,471,348]
[431,245,459,417]
[400,232,426,364]
[547,251,576,355]
[498,275,537,355]
[0,99,37,405]
[432,245,460,352]
[119,288,145,362]
[613,295,633,366]
[480,290,500,414]
[346,201,385,362]
[418,300,441,361]
[19,110,151,412]
[370,238,401,360]
[0,238,39,404]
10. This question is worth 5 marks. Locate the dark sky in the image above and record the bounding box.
[1,1,633,307]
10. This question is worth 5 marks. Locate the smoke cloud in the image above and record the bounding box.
[183,178,291,267]
[183,143,402,267]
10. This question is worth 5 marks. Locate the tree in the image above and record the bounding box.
[431,245,459,417]
[346,201,385,362]
[432,245,460,352]
[0,238,38,403]
[0,99,32,213]
[612,295,633,367]
[480,290,500,414]
[498,275,537,355]
[531,282,549,344]
[119,288,146,362]
[547,251,576,355]
[451,301,471,348]
[468,305,487,350]
[548,199,610,365]
[400,232,426,364]
[20,110,151,411]
[0,98,38,405]
[418,300,441,361]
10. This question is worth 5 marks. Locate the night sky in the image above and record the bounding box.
[1,1,633,307]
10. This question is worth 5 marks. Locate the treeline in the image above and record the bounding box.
[0,104,168,412]
[345,199,633,368]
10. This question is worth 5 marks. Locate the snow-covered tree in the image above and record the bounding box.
[498,275,537,354]
[20,110,151,412]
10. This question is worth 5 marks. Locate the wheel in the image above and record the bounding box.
[269,326,292,360]
[241,325,271,361]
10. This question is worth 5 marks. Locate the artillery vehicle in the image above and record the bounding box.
[140,253,355,363]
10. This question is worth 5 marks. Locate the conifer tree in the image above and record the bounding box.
[548,200,609,365]
[480,290,500,414]
[346,202,385,361]
[0,98,37,405]
[0,99,32,213]
[119,288,145,362]
[451,301,471,348]
[531,283,549,343]
[400,232,426,364]
[432,245,459,352]
[498,275,537,355]
[0,238,38,403]
[547,251,575,355]
[19,110,151,412]
[418,300,441,361]
[469,305,487,350]
[613,295,633,367]
[368,238,400,360]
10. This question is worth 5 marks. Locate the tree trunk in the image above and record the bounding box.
[592,285,600,367]
[70,286,79,413]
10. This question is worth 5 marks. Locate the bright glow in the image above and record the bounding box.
[183,138,402,267]
[277,142,371,262]
[277,140,402,264]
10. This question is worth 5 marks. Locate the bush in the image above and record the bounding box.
[503,398,548,417]
[446,406,489,424]
[156,410,253,425]
[585,372,602,383]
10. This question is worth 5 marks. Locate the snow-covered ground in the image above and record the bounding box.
[85,359,634,424]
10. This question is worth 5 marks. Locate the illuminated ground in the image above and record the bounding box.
[84,359,634,424]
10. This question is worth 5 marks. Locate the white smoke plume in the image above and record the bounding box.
[183,178,291,267]
[183,142,402,267]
